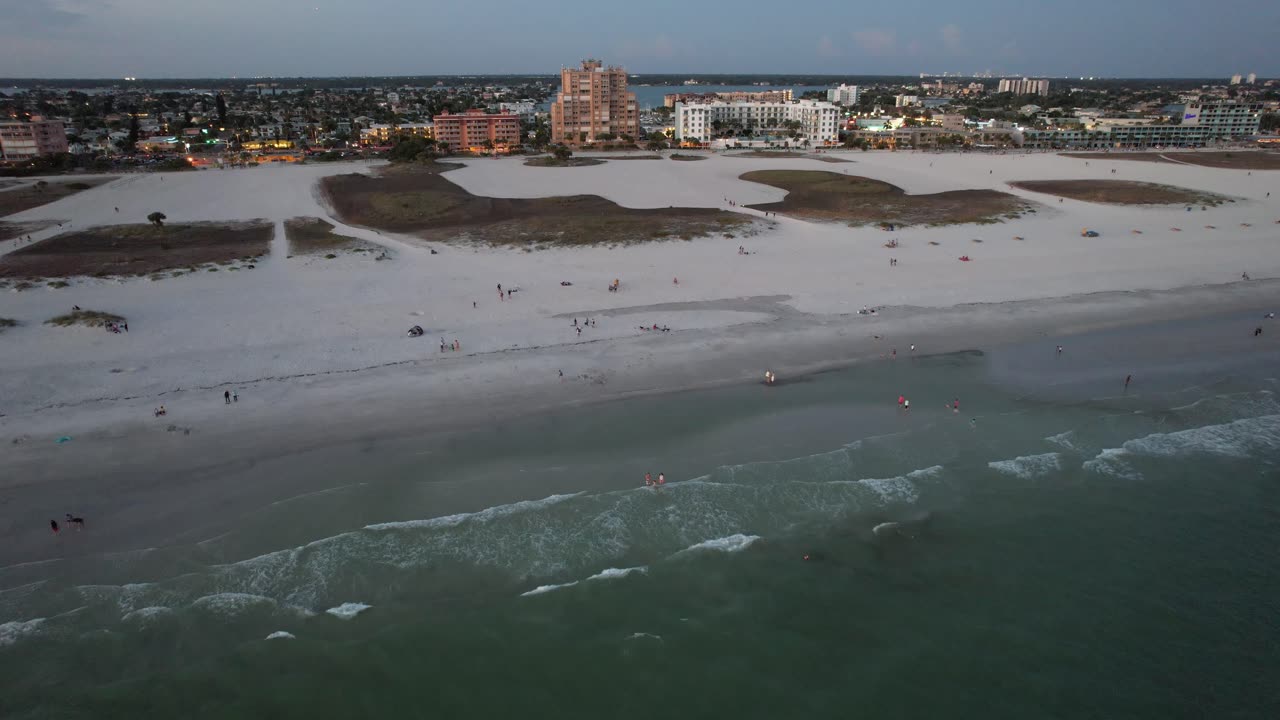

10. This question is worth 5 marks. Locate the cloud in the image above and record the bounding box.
[653,34,676,59]
[851,29,896,56]
[940,24,964,53]
[3,0,89,31]
[816,35,841,58]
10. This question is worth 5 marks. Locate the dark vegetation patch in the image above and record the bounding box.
[740,170,1034,226]
[321,163,760,247]
[1009,179,1228,206]
[0,222,271,279]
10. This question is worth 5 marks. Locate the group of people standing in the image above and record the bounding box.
[644,472,666,487]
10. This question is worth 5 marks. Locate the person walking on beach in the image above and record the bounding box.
[50,519,59,535]
[65,513,85,530]
[233,391,238,403]
[1056,345,1063,355]
[440,338,446,353]
[454,339,460,351]
[224,390,231,404]
[1124,374,1132,391]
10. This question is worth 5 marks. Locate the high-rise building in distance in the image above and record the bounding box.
[1246,73,1257,84]
[997,77,1050,96]
[550,59,640,145]
[826,84,860,106]
[1230,74,1243,85]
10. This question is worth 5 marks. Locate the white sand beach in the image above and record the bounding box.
[2,150,1278,493]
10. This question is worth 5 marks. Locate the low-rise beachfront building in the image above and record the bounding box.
[1016,103,1264,149]
[674,100,840,145]
[359,122,434,146]
[498,101,537,120]
[135,136,182,153]
[0,116,68,160]
[432,109,521,153]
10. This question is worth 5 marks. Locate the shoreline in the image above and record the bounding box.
[2,279,1278,568]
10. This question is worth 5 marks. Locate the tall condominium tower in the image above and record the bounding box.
[550,59,640,145]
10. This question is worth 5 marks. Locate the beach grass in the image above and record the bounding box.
[45,309,125,328]
[0,317,17,332]
[1062,151,1280,170]
[0,221,272,279]
[1009,179,1229,206]
[322,163,759,247]
[524,157,606,168]
[740,169,1033,226]
[284,217,381,255]
[0,177,117,217]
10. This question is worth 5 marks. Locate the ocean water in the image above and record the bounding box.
[2,331,1279,718]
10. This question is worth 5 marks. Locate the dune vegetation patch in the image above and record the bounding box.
[0,177,117,217]
[0,221,271,279]
[322,163,761,248]
[1009,179,1229,206]
[741,170,1034,226]
[524,156,606,168]
[45,309,124,327]
[1063,151,1280,170]
[284,217,383,257]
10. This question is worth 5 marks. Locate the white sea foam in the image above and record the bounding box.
[325,602,372,619]
[190,593,278,615]
[0,618,45,647]
[858,476,921,504]
[627,632,663,642]
[586,566,647,582]
[1085,414,1280,479]
[988,453,1062,479]
[520,582,578,597]
[1123,414,1280,459]
[1045,431,1080,452]
[679,534,761,554]
[363,492,584,531]
[265,631,296,640]
[871,522,900,536]
[122,606,174,624]
[1082,448,1142,480]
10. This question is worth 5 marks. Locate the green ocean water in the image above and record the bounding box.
[3,320,1279,719]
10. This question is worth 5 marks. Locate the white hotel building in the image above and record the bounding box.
[674,100,841,145]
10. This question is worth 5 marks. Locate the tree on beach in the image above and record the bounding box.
[147,212,166,227]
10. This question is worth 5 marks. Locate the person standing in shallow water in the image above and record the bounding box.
[224,390,230,404]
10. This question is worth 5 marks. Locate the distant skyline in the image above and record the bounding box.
[2,0,1277,80]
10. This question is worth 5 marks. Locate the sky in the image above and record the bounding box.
[1,0,1277,79]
